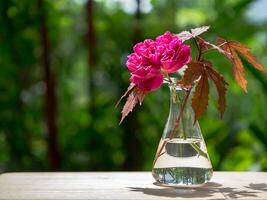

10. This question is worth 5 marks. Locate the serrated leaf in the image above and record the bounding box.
[230,48,248,92]
[184,61,228,120]
[177,25,210,42]
[177,31,192,42]
[115,83,135,108]
[218,38,253,92]
[191,26,210,37]
[119,88,148,124]
[205,62,228,118]
[136,90,149,105]
[192,72,209,123]
[120,90,138,124]
[216,38,233,60]
[229,41,265,72]
[178,61,203,87]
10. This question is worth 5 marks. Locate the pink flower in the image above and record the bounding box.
[126,32,191,91]
[127,40,163,91]
[156,32,191,73]
[130,67,163,91]
[127,53,142,71]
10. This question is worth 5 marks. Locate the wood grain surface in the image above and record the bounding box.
[0,172,267,199]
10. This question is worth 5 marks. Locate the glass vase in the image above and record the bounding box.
[152,84,213,186]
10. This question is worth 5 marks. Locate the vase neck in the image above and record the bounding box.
[168,85,191,122]
[169,86,186,114]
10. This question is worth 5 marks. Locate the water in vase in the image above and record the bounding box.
[152,138,213,186]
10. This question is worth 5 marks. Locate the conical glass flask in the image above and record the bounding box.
[152,84,213,186]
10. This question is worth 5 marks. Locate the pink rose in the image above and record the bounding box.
[127,53,142,71]
[126,32,191,91]
[157,32,191,73]
[127,40,163,91]
[130,67,163,91]
[132,39,162,67]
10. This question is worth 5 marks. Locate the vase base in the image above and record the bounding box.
[152,167,213,186]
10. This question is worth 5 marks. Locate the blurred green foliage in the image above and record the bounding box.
[0,0,267,172]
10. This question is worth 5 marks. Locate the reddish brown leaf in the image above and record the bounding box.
[217,39,248,92]
[115,83,135,108]
[178,26,210,42]
[205,62,228,118]
[216,38,233,60]
[230,48,248,92]
[219,38,265,92]
[119,88,149,124]
[229,41,265,72]
[183,61,228,120]
[191,71,209,122]
[136,90,149,105]
[120,89,138,124]
[178,61,203,87]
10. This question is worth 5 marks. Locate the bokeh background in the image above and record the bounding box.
[0,0,267,172]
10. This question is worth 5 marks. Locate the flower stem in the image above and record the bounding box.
[182,112,187,140]
[201,42,227,54]
[193,37,202,61]
[166,74,172,83]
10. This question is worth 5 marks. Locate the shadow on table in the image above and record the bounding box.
[128,182,266,199]
[245,183,267,192]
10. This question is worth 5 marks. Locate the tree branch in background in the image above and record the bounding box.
[122,0,143,170]
[86,0,103,170]
[86,0,96,119]
[38,0,60,170]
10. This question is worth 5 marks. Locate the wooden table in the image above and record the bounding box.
[0,172,266,199]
